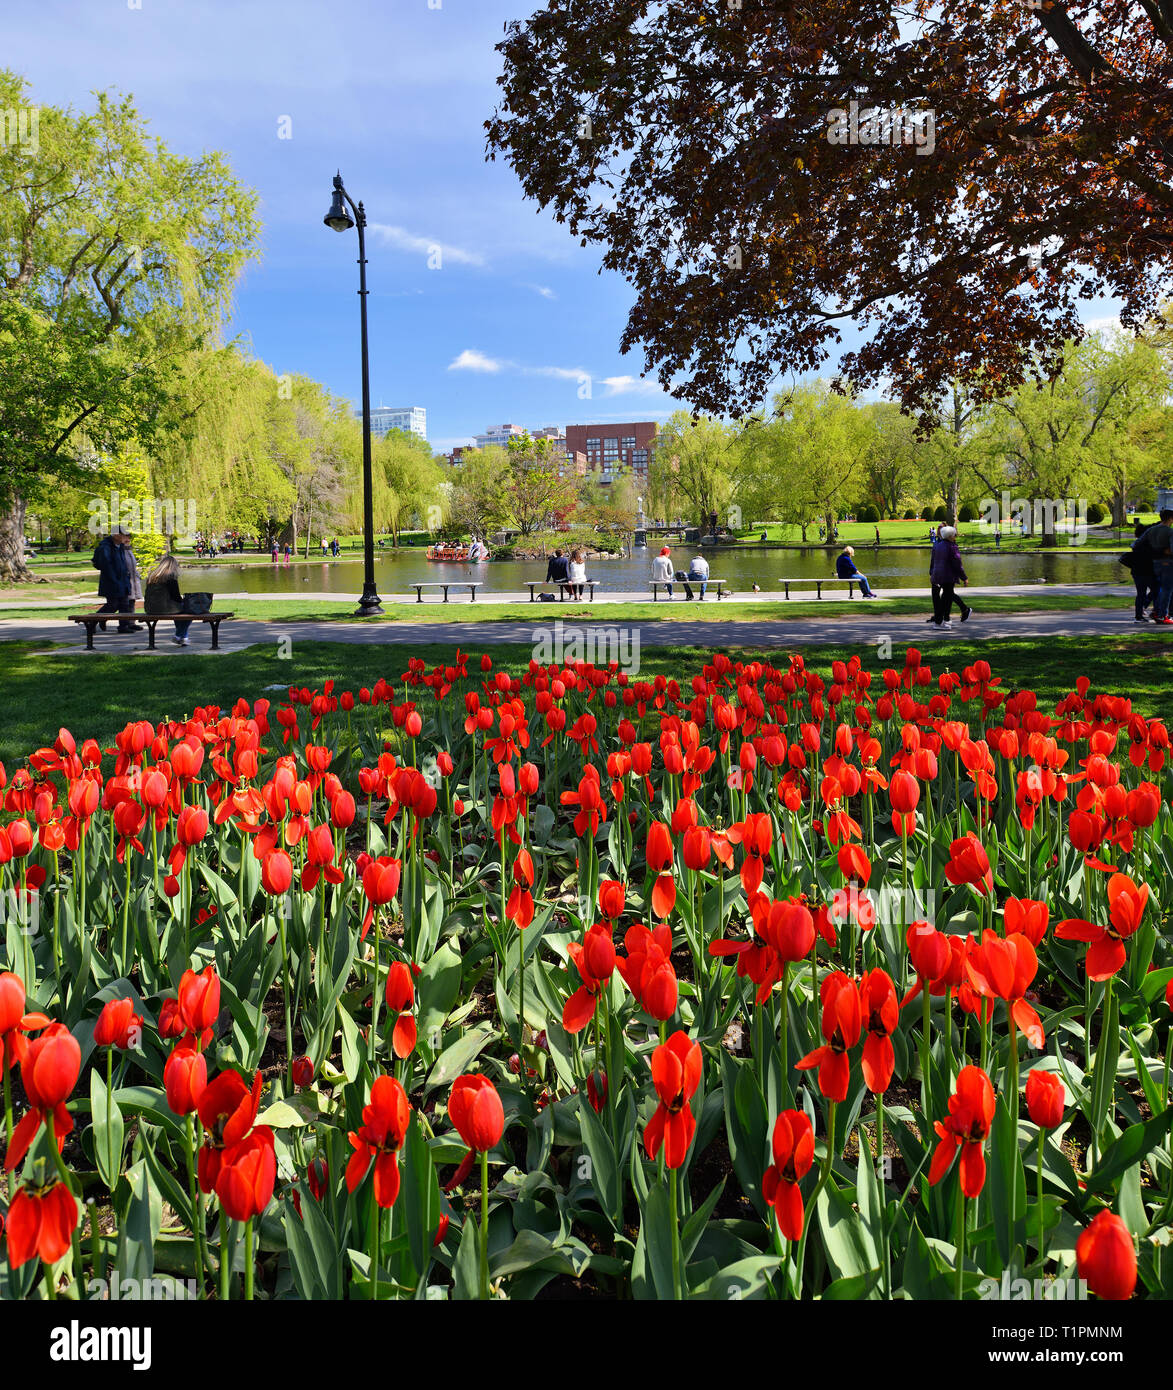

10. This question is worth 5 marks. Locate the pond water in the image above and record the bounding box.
[179,544,1127,597]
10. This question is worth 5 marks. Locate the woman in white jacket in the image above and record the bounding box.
[651,546,674,596]
[567,549,586,599]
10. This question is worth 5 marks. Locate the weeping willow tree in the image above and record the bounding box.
[365,428,446,543]
[150,347,296,542]
[0,69,259,581]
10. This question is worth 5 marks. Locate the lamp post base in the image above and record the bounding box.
[356,587,384,617]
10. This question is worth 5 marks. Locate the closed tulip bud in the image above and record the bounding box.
[164,1047,208,1116]
[0,970,27,1034]
[93,997,143,1050]
[889,770,920,814]
[1024,1068,1065,1130]
[682,825,711,871]
[141,769,169,809]
[261,848,293,896]
[405,711,422,739]
[178,965,221,1035]
[291,1055,314,1089]
[330,790,357,829]
[1076,1210,1137,1301]
[448,1073,505,1152]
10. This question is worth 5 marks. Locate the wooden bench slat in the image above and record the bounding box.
[69,612,235,650]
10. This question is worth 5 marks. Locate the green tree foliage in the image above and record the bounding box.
[0,70,259,580]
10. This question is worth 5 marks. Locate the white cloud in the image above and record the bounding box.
[600,375,672,397]
[448,349,508,373]
[367,223,486,267]
[528,364,590,381]
[523,283,557,299]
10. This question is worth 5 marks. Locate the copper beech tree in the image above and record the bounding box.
[486,0,1173,422]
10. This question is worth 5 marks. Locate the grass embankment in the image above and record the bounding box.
[0,632,1168,771]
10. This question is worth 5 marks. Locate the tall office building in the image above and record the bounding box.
[360,406,427,440]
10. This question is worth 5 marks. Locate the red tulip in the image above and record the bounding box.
[944,834,993,895]
[1055,873,1148,981]
[796,971,862,1101]
[345,1075,412,1208]
[384,961,417,1059]
[291,1055,314,1089]
[178,966,221,1036]
[1004,896,1049,946]
[93,998,143,1051]
[929,1065,995,1198]
[762,1110,815,1241]
[563,924,616,1034]
[4,1022,81,1172]
[197,1069,263,1192]
[597,880,626,920]
[216,1127,277,1222]
[360,856,402,940]
[1024,1068,1065,1130]
[644,1030,702,1169]
[858,969,898,1094]
[1076,1210,1136,1301]
[261,848,293,896]
[449,1074,505,1154]
[4,1182,78,1268]
[164,1047,208,1116]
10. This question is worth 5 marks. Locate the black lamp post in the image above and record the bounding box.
[324,171,382,615]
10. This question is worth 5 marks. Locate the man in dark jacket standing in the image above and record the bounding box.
[929,525,972,628]
[92,526,138,633]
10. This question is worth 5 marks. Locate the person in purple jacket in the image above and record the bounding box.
[929,524,973,628]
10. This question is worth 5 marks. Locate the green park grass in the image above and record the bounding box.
[0,589,1141,623]
[0,632,1168,771]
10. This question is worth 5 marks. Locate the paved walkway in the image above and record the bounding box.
[0,602,1161,659]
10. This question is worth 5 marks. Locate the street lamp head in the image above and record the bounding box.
[324,174,354,232]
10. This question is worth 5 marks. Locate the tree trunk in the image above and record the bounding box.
[0,496,34,583]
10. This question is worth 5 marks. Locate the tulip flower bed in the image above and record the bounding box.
[0,646,1170,1302]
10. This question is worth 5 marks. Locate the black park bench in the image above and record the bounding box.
[69,612,235,649]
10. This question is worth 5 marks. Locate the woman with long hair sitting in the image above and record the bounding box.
[144,553,194,646]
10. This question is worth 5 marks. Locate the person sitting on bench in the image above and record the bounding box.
[679,552,709,600]
[545,547,570,585]
[836,545,877,598]
[652,546,674,595]
[145,554,194,646]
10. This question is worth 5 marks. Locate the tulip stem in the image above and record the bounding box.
[479,1147,490,1300]
[669,1165,683,1299]
[779,962,790,1109]
[794,1100,836,1296]
[955,1186,966,1300]
[921,983,932,1119]
[244,1218,255,1301]
[185,1114,206,1292]
[3,1054,12,1148]
[369,1199,379,1302]
[106,1045,117,1194]
[1036,1129,1047,1273]
[277,906,293,1089]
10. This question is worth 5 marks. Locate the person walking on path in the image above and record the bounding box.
[92,526,139,633]
[930,524,972,627]
[836,545,878,598]
[144,553,194,645]
[1126,518,1156,622]
[1143,510,1173,624]
[652,545,674,597]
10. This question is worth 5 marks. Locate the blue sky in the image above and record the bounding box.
[9,1,1119,452]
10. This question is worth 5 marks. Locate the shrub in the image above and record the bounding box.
[1086,502,1105,524]
[933,504,949,523]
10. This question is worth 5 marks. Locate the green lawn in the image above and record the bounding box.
[0,590,1137,623]
[0,632,1168,771]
